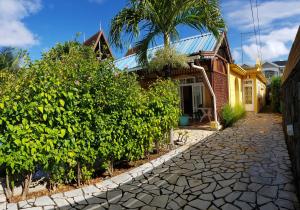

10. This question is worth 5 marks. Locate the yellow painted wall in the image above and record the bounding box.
[228,71,243,106]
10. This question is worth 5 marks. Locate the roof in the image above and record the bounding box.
[282,27,300,84]
[84,31,114,58]
[114,33,218,71]
[273,60,287,67]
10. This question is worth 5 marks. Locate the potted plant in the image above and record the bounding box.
[179,114,190,126]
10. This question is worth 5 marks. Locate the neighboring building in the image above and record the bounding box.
[229,63,267,113]
[282,26,300,193]
[262,60,287,83]
[114,32,233,128]
[84,31,113,60]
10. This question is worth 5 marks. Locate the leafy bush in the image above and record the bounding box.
[148,47,189,71]
[221,104,246,128]
[0,41,180,200]
[270,76,281,113]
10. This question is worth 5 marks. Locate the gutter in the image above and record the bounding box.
[191,63,221,130]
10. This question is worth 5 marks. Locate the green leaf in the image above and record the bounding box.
[43,114,47,121]
[60,129,66,138]
[0,103,4,109]
[38,106,44,113]
[59,99,65,107]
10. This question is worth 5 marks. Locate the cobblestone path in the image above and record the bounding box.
[15,113,300,209]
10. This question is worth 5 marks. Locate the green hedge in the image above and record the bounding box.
[221,104,246,128]
[270,76,281,113]
[0,42,180,200]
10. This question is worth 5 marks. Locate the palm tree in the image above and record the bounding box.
[0,47,25,72]
[110,0,225,65]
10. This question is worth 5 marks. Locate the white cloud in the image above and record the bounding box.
[0,0,41,47]
[232,49,241,62]
[224,0,300,29]
[88,0,106,4]
[222,0,300,63]
[242,26,298,62]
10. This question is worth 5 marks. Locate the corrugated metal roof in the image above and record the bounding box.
[114,33,218,71]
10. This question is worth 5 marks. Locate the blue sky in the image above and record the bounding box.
[0,0,299,65]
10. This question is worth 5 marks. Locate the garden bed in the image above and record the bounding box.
[7,149,170,203]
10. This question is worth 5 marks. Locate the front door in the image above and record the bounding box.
[181,86,193,115]
[244,79,254,111]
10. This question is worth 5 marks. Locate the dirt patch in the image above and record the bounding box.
[8,149,170,203]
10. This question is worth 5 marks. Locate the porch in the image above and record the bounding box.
[178,76,214,127]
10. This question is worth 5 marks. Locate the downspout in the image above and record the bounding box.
[191,63,221,130]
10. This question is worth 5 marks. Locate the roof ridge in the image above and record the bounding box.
[115,32,214,62]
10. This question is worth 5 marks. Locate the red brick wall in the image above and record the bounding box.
[212,70,229,115]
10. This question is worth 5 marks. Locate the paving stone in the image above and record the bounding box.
[166,200,180,210]
[107,189,122,203]
[278,190,298,202]
[108,204,122,210]
[82,204,105,210]
[176,176,188,187]
[257,195,273,205]
[221,203,240,210]
[258,185,278,198]
[188,199,211,210]
[213,187,232,198]
[248,183,262,192]
[123,198,145,208]
[259,202,279,210]
[34,196,55,206]
[150,195,169,208]
[199,193,214,201]
[275,198,295,209]
[239,191,256,203]
[233,200,252,210]
[202,182,217,193]
[224,191,241,202]
[233,182,248,191]
[184,206,198,210]
[213,198,225,207]
[218,179,236,187]
[136,193,153,204]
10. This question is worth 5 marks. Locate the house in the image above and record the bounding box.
[84,31,113,60]
[85,30,267,129]
[229,62,267,113]
[114,32,233,129]
[262,60,286,83]
[282,26,300,193]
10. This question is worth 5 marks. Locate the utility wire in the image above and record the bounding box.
[249,0,261,62]
[255,0,263,62]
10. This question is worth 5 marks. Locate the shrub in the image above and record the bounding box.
[221,104,246,128]
[270,76,281,113]
[0,41,181,200]
[148,47,189,71]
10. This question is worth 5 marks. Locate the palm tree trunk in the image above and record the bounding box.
[163,33,170,47]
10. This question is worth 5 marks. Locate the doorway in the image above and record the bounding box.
[244,79,254,111]
[182,86,193,115]
[180,77,204,117]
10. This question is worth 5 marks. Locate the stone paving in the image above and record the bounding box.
[2,113,300,209]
